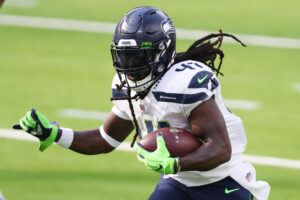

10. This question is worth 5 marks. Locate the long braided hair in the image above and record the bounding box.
[175,30,246,76]
[111,30,246,147]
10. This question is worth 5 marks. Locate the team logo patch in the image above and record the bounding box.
[139,103,146,112]
[169,128,180,133]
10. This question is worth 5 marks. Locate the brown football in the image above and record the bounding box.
[139,127,201,157]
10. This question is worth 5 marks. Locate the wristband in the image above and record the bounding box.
[57,128,74,149]
[100,125,121,148]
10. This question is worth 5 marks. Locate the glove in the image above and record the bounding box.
[13,108,58,152]
[135,132,180,174]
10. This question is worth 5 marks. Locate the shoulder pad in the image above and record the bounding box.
[111,74,127,99]
[187,70,219,91]
[151,60,219,104]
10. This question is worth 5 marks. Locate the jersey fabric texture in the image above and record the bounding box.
[149,175,253,200]
[111,60,270,200]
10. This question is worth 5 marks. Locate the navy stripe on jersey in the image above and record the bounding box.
[210,77,219,91]
[188,71,214,89]
[144,120,154,133]
[152,91,208,104]
[112,89,127,98]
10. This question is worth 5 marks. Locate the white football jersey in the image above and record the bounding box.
[111,60,270,199]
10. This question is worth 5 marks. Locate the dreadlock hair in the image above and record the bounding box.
[110,81,141,147]
[175,29,246,76]
[111,30,246,147]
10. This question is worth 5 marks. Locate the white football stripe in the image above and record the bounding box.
[0,14,300,49]
[1,128,300,169]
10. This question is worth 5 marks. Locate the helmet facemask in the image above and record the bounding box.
[111,39,174,92]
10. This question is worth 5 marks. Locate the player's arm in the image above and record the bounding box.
[13,108,134,154]
[135,97,231,174]
[67,111,134,154]
[179,97,232,171]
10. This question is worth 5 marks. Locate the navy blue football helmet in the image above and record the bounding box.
[111,6,176,92]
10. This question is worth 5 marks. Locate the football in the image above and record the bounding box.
[139,127,201,157]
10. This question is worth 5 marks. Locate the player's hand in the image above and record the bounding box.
[135,133,180,174]
[13,108,58,152]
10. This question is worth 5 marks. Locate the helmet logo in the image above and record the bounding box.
[161,18,175,38]
[140,42,152,49]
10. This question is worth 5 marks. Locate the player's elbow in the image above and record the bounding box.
[102,145,115,154]
[79,143,115,155]
[218,142,232,164]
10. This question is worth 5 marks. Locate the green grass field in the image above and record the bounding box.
[0,0,300,199]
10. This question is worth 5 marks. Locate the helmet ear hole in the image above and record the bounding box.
[152,64,165,76]
[159,42,165,50]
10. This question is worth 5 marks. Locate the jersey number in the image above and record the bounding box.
[138,119,171,138]
[175,62,203,72]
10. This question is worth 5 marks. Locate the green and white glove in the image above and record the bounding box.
[13,108,58,152]
[135,133,180,174]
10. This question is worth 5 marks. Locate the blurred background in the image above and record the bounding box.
[0,0,299,199]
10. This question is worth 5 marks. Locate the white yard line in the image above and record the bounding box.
[1,128,300,169]
[177,28,300,49]
[59,109,108,120]
[0,128,38,142]
[224,99,261,110]
[3,0,37,8]
[0,14,116,33]
[58,99,261,121]
[0,14,300,49]
[243,155,300,169]
[294,83,300,92]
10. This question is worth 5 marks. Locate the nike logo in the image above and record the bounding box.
[225,188,240,194]
[155,164,163,171]
[197,75,208,84]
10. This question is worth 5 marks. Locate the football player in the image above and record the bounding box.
[13,6,270,200]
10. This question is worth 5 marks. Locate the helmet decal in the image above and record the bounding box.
[161,18,175,38]
[140,42,152,49]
